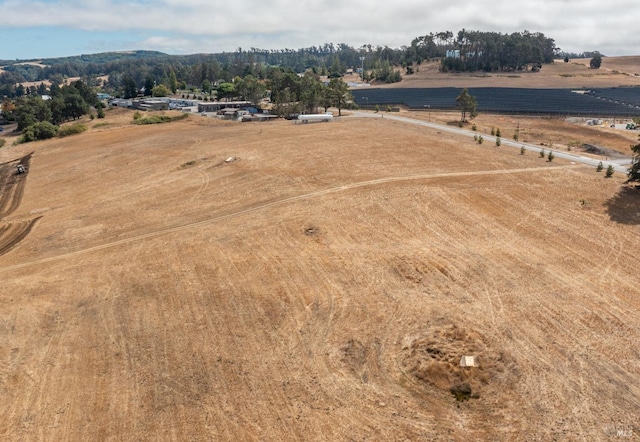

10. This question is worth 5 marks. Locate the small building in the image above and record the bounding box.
[459,355,476,368]
[218,108,249,120]
[198,101,252,113]
[109,98,132,108]
[132,99,169,111]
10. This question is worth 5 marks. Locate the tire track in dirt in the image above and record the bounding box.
[0,153,39,258]
[0,217,42,256]
[0,153,32,219]
[0,164,580,273]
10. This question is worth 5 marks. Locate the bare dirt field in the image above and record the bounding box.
[0,109,639,440]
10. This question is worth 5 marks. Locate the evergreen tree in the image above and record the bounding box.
[456,88,477,122]
[627,139,640,183]
[325,78,353,116]
[123,76,137,99]
[143,76,155,96]
[590,52,603,69]
[168,68,178,93]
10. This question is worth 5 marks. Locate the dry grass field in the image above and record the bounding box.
[357,56,640,89]
[0,107,639,440]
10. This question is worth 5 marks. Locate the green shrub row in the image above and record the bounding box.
[133,113,189,125]
[58,123,87,137]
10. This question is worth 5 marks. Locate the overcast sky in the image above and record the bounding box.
[1,0,637,60]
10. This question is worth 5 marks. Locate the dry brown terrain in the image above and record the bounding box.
[0,108,639,440]
[349,56,640,89]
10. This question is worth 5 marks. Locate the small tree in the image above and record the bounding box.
[547,151,555,162]
[590,53,603,69]
[605,164,615,178]
[596,161,604,172]
[627,139,640,183]
[456,88,477,122]
[152,84,170,97]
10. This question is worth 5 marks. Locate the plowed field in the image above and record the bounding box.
[0,112,638,440]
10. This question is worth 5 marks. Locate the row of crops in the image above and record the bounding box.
[354,87,640,116]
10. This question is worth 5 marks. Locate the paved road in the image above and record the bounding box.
[351,112,633,174]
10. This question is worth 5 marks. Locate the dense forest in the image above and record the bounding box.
[0,29,567,99]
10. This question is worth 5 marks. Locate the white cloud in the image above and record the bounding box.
[1,0,637,55]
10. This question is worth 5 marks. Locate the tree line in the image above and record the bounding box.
[0,29,569,100]
[1,79,102,142]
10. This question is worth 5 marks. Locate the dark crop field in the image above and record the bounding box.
[356,87,640,116]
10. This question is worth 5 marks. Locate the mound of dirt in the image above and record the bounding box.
[581,143,630,159]
[398,321,517,400]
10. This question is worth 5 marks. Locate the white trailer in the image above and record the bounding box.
[297,114,333,123]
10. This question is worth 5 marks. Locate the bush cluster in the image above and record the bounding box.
[133,113,189,125]
[58,123,87,137]
[19,121,59,143]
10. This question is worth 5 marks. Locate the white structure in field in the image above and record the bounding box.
[297,114,333,123]
[459,355,476,367]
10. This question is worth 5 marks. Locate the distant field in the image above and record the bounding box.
[0,110,638,440]
[355,56,640,89]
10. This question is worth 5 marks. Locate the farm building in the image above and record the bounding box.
[198,101,252,113]
[132,99,169,111]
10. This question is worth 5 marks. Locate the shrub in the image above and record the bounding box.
[0,139,5,148]
[58,123,87,137]
[513,132,519,141]
[471,124,477,131]
[133,113,189,125]
[520,145,526,155]
[605,165,615,177]
[495,136,501,146]
[477,135,484,144]
[596,161,604,172]
[133,111,142,121]
[490,127,495,136]
[539,149,545,158]
[450,383,473,402]
[473,134,478,141]
[547,151,555,162]
[19,121,59,143]
[496,128,501,137]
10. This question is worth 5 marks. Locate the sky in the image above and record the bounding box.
[0,0,637,60]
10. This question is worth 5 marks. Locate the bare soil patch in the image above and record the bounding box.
[0,109,638,440]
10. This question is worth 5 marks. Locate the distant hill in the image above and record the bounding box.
[0,50,169,67]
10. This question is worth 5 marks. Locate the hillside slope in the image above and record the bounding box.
[0,114,638,440]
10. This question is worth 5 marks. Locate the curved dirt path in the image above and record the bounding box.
[0,217,42,256]
[0,164,579,273]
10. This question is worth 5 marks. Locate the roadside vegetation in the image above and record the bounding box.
[133,112,189,125]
